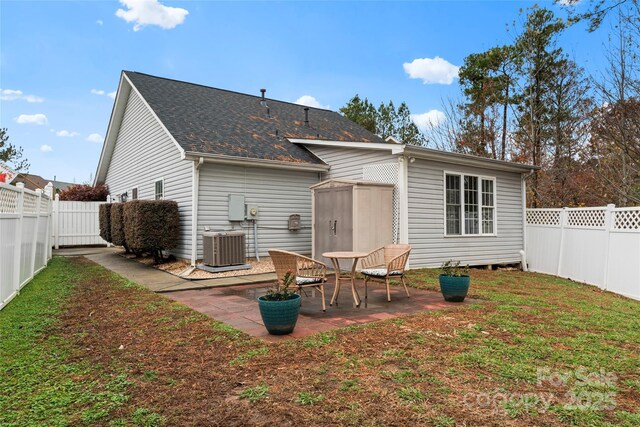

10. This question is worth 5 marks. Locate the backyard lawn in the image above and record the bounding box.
[1,257,639,426]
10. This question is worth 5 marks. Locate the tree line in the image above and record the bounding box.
[341,2,640,207]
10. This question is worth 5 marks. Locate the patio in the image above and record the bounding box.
[165,275,473,342]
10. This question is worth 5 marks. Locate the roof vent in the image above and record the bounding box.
[260,88,270,117]
[304,107,310,126]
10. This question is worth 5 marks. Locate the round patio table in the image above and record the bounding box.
[323,251,368,308]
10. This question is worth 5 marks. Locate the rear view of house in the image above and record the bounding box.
[95,71,536,269]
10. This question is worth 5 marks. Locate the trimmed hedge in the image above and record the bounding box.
[98,203,112,243]
[123,200,180,262]
[110,203,128,250]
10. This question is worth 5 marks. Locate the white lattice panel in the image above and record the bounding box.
[362,163,400,243]
[0,187,19,214]
[23,193,38,214]
[526,209,561,226]
[39,196,49,213]
[613,209,640,231]
[566,209,606,228]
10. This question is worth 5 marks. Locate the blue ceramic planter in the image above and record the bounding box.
[439,274,470,302]
[258,294,301,335]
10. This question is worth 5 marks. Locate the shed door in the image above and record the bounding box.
[314,187,353,266]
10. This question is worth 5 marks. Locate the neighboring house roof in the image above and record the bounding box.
[14,173,74,192]
[124,71,387,164]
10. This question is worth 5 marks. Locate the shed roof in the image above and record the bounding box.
[124,71,387,165]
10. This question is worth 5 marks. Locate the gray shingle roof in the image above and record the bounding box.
[124,71,387,165]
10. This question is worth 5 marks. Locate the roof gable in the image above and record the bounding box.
[123,71,386,164]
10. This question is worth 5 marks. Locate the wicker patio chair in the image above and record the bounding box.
[268,249,328,311]
[360,244,411,307]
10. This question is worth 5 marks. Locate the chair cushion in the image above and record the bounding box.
[361,268,402,277]
[296,276,323,285]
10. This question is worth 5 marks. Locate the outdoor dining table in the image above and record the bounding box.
[322,251,368,308]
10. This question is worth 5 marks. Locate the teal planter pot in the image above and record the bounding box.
[258,294,301,335]
[439,275,470,302]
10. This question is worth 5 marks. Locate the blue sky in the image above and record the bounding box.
[1,0,609,183]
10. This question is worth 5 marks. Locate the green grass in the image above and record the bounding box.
[296,391,325,405]
[0,258,132,426]
[239,384,269,402]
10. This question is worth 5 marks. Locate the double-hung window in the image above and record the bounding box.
[445,172,496,236]
[154,179,164,200]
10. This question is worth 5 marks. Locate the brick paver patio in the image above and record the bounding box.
[165,277,473,342]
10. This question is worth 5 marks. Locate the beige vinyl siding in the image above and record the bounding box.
[305,146,397,180]
[196,163,320,258]
[104,89,192,259]
[408,158,524,268]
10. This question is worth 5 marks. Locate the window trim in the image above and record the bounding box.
[442,170,497,237]
[154,178,164,200]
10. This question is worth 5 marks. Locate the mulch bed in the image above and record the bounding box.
[54,258,639,426]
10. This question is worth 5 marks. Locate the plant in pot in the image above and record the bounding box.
[257,270,301,335]
[439,260,470,302]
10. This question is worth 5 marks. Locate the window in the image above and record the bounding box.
[154,179,164,200]
[131,187,138,200]
[445,173,496,236]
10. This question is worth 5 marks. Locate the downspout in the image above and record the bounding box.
[190,157,204,267]
[520,170,534,271]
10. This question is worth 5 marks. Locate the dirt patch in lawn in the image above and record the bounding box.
[53,258,640,426]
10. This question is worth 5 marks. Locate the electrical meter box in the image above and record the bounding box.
[228,194,245,221]
[246,205,259,220]
[288,214,301,230]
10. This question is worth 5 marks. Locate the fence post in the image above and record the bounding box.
[13,183,25,294]
[602,204,615,290]
[29,189,42,281]
[54,193,60,250]
[557,208,567,276]
[105,195,112,247]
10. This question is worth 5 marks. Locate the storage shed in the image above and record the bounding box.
[311,180,394,266]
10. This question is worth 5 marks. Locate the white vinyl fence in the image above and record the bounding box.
[526,205,640,300]
[52,195,107,248]
[0,182,53,310]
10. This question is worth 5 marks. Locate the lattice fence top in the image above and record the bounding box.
[363,163,400,243]
[526,209,561,226]
[39,196,50,212]
[23,193,38,214]
[0,187,19,214]
[613,209,640,231]
[566,209,606,228]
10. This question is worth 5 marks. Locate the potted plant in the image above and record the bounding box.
[439,260,470,302]
[257,270,301,335]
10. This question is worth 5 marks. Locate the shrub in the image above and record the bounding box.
[122,200,180,263]
[110,203,128,252]
[59,184,109,201]
[98,203,112,243]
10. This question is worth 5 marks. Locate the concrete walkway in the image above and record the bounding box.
[53,247,277,292]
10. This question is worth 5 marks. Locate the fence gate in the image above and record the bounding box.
[52,195,108,248]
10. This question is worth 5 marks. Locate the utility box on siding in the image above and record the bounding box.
[311,179,394,267]
[228,194,245,221]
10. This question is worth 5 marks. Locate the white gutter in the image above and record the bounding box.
[404,145,538,173]
[521,170,534,271]
[190,157,204,266]
[184,151,330,172]
[289,138,405,155]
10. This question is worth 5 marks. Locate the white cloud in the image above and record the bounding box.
[115,0,189,32]
[294,95,330,110]
[558,0,582,5]
[1,88,44,103]
[91,89,105,95]
[55,130,80,137]
[16,113,48,125]
[107,91,117,99]
[91,88,117,99]
[403,56,460,85]
[97,19,104,25]
[40,144,53,152]
[86,133,103,143]
[412,109,446,131]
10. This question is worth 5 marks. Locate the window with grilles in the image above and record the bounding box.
[566,209,606,228]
